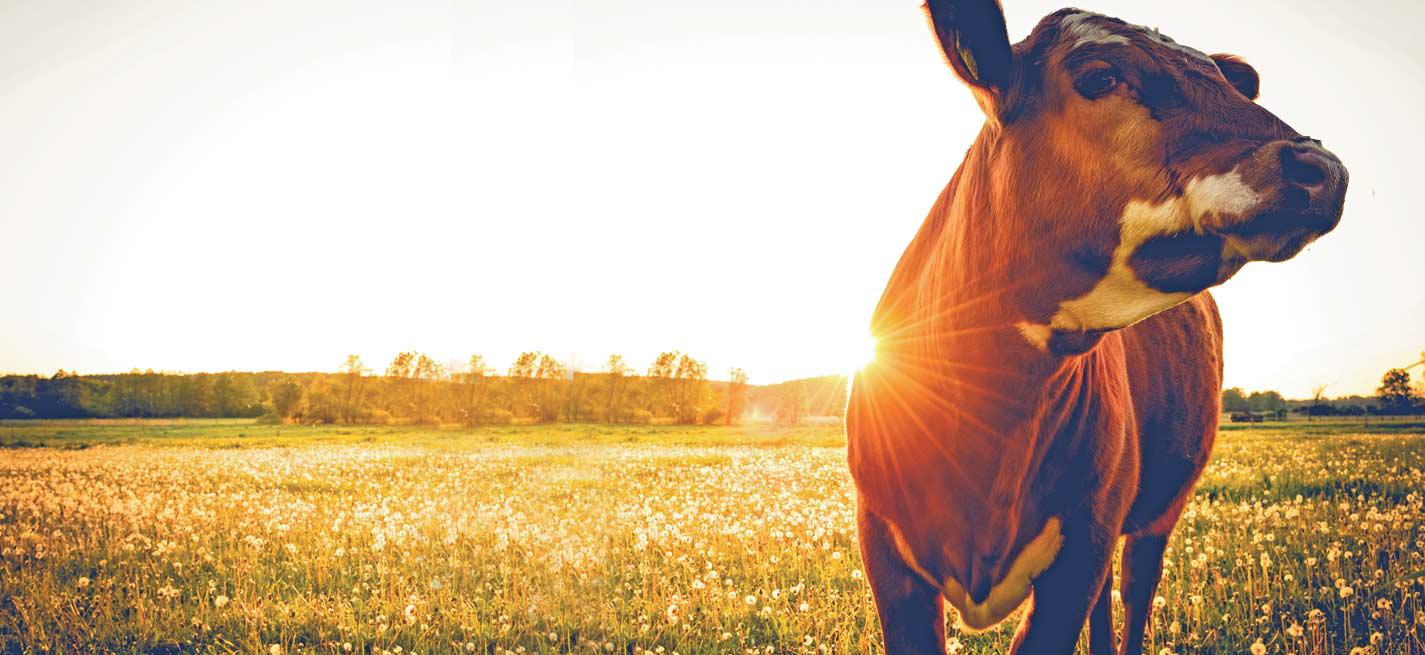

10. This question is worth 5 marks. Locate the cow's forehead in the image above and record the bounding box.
[1053,10,1214,64]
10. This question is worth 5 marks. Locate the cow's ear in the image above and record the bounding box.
[925,0,1015,99]
[1211,54,1259,100]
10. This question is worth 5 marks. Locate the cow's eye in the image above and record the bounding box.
[1074,69,1120,99]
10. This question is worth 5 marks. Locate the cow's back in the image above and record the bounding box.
[1119,292,1223,535]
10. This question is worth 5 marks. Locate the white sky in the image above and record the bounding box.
[1,0,1421,396]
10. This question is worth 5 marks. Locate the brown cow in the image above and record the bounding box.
[845,2,1347,653]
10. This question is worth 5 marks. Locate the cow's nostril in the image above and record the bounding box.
[1281,146,1329,189]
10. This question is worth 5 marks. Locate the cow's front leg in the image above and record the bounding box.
[1007,514,1118,655]
[857,502,945,655]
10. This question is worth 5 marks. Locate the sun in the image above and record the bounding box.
[846,332,879,372]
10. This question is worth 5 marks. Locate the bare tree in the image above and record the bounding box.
[603,354,630,423]
[451,355,491,425]
[725,367,749,426]
[508,351,540,418]
[534,353,567,423]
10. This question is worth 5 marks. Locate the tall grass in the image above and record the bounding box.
[1,423,1421,653]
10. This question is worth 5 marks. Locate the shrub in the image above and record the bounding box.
[627,409,654,425]
[701,407,724,425]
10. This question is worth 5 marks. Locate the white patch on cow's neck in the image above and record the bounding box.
[1017,169,1262,347]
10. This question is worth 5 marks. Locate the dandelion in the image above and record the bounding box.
[214,595,229,608]
[269,646,282,655]
[1287,622,1304,638]
[744,594,757,605]
[1250,639,1266,655]
[946,637,964,654]
[76,576,90,589]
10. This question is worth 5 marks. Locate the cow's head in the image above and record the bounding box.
[924,1,1348,354]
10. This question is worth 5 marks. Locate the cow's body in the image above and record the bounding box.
[847,3,1346,653]
[846,192,1221,648]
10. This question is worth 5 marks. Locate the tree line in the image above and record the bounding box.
[1221,355,1425,419]
[0,353,852,426]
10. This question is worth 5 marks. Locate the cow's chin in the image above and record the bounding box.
[1220,207,1340,263]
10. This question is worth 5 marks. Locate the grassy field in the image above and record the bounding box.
[1,420,1423,654]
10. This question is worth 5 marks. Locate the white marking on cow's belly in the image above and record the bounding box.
[1017,169,1263,346]
[885,518,1065,632]
[944,518,1065,631]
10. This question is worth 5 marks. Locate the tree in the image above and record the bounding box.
[646,352,680,418]
[1247,390,1285,413]
[534,354,568,422]
[269,378,305,422]
[304,376,342,423]
[603,355,631,423]
[671,353,708,424]
[1221,387,1249,413]
[385,351,418,418]
[177,374,214,417]
[456,355,493,425]
[775,381,807,427]
[411,353,443,421]
[338,355,370,423]
[1303,384,1331,421]
[508,351,541,418]
[724,368,749,426]
[213,373,260,417]
[1376,368,1419,415]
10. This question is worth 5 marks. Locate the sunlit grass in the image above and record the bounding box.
[1,421,1422,654]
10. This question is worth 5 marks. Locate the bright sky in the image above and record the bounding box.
[2,0,1421,396]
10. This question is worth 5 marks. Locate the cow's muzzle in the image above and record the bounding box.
[1221,137,1348,262]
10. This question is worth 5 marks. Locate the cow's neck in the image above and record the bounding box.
[867,125,1126,509]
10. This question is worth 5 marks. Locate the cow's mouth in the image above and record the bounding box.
[1218,207,1341,263]
[1129,201,1342,294]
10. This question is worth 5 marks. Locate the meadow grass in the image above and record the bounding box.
[1,420,1422,654]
